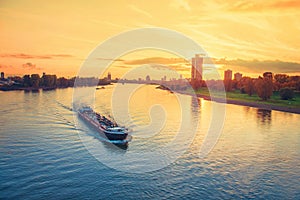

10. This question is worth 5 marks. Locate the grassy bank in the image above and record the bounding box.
[226,90,300,108]
[177,87,300,113]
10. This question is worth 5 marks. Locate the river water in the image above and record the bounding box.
[0,84,299,199]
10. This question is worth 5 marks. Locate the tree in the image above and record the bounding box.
[23,75,31,87]
[224,79,232,92]
[191,79,202,90]
[279,88,295,100]
[274,74,289,91]
[30,74,40,88]
[255,77,273,100]
[274,74,289,84]
[57,77,69,88]
[231,79,238,90]
[244,77,255,96]
[42,74,57,87]
[289,76,300,91]
[205,80,224,91]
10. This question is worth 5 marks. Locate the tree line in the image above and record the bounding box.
[3,73,112,90]
[22,74,74,88]
[206,72,300,101]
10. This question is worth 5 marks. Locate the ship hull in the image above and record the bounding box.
[78,112,128,141]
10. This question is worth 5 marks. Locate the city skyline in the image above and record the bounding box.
[1,55,299,80]
[1,0,300,78]
[2,67,297,84]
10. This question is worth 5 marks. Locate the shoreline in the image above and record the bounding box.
[175,90,300,115]
[0,83,112,92]
[2,84,300,114]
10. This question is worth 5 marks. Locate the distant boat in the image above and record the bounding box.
[96,86,105,90]
[78,106,130,142]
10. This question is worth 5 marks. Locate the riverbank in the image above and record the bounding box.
[163,88,300,115]
[0,86,66,92]
[199,93,300,114]
[0,83,112,91]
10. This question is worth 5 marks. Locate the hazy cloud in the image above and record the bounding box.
[215,58,300,73]
[22,62,43,70]
[97,58,124,62]
[50,54,73,58]
[0,64,14,69]
[148,64,169,71]
[128,5,153,18]
[123,57,189,65]
[1,53,51,59]
[0,53,73,59]
[22,62,35,69]
[229,0,300,12]
[112,65,133,69]
[168,64,191,72]
[121,56,300,74]
[271,0,300,9]
[170,0,191,11]
[142,63,190,73]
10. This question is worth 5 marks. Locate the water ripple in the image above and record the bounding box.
[0,86,299,199]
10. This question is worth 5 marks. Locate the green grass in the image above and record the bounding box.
[188,88,300,108]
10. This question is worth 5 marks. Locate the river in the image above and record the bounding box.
[0,84,299,199]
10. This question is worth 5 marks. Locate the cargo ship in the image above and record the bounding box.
[78,106,129,141]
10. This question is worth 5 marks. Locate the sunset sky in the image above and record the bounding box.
[1,0,300,79]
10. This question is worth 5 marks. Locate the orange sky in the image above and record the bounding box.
[1,0,300,79]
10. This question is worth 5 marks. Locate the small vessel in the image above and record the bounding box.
[78,106,129,141]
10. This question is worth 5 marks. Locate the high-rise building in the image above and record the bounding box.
[107,72,111,81]
[224,69,232,80]
[0,72,4,79]
[191,54,203,81]
[234,72,242,81]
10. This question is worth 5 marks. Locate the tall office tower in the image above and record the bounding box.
[224,69,233,80]
[191,54,203,82]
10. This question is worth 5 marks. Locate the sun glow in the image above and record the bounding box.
[0,0,300,78]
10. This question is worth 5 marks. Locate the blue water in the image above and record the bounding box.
[0,85,299,199]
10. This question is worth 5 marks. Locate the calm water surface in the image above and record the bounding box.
[0,84,299,199]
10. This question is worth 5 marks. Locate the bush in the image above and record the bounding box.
[279,88,295,100]
[240,87,246,94]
